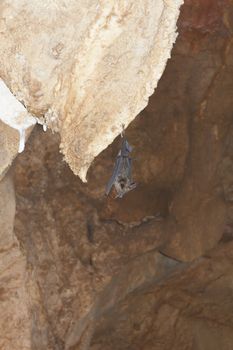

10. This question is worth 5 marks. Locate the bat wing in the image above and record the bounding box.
[125,140,133,153]
[120,156,133,181]
[127,157,132,180]
[105,156,123,195]
[121,139,132,156]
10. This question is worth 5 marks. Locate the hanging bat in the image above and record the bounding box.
[105,132,136,198]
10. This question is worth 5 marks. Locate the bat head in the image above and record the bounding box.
[114,177,137,198]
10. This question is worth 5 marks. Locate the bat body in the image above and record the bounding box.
[106,136,136,198]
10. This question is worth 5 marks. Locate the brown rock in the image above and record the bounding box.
[91,242,233,350]
[1,0,233,349]
[0,174,30,350]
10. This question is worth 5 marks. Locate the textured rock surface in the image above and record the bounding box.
[0,174,30,349]
[92,242,233,350]
[1,0,233,349]
[0,0,182,181]
[0,78,36,178]
[0,120,18,180]
[13,128,170,349]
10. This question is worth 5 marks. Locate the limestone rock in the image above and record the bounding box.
[0,0,183,180]
[0,175,30,350]
[1,0,233,350]
[0,120,18,180]
[0,79,36,178]
[92,242,233,350]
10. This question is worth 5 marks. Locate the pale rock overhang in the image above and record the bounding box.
[0,0,183,181]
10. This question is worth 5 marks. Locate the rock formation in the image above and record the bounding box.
[1,0,233,350]
[0,0,182,181]
[0,175,30,350]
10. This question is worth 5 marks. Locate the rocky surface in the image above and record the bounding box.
[0,120,18,180]
[0,174,30,350]
[92,241,233,350]
[0,0,182,181]
[1,0,233,349]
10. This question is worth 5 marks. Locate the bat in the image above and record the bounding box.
[105,130,136,198]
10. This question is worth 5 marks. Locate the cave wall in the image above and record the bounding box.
[0,175,30,349]
[1,0,233,349]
